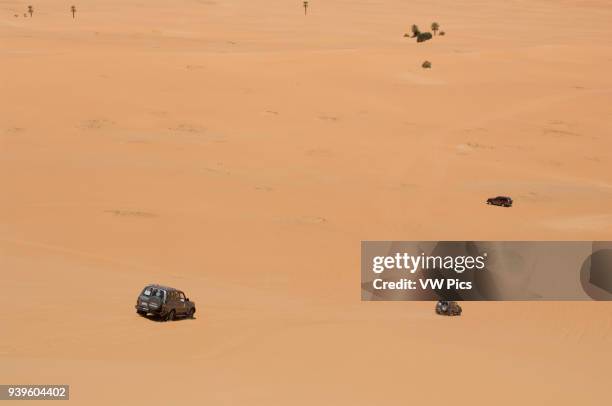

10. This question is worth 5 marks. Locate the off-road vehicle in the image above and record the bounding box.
[135,284,196,321]
[486,196,513,207]
[436,300,462,316]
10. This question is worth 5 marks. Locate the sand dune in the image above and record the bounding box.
[1,0,612,404]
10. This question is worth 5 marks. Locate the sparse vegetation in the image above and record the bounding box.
[417,32,433,43]
[27,5,33,17]
[431,22,440,35]
[407,22,444,41]
[422,61,432,69]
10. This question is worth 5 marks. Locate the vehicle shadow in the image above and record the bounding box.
[139,314,197,323]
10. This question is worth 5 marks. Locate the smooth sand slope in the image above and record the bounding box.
[1,0,612,404]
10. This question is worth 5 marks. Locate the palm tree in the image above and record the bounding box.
[431,22,440,36]
[303,1,308,15]
[411,24,420,37]
[27,5,33,17]
[71,5,76,18]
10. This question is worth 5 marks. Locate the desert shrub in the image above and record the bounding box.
[417,32,433,43]
[439,31,446,36]
[422,61,432,69]
[431,22,440,35]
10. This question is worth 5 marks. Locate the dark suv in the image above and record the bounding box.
[486,196,513,207]
[436,300,462,316]
[135,284,196,321]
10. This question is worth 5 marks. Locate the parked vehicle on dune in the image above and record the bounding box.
[135,284,196,321]
[486,196,513,207]
[436,300,462,316]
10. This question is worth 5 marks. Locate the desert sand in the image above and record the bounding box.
[1,0,612,404]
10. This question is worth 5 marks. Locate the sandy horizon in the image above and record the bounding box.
[2,0,612,404]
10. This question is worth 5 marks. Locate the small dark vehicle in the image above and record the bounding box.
[135,284,196,321]
[436,300,462,316]
[487,196,513,207]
